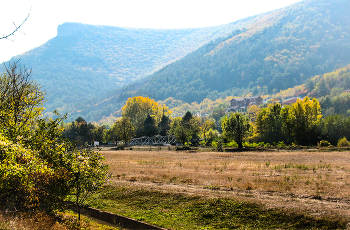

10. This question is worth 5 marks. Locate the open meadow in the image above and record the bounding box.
[89,147,350,229]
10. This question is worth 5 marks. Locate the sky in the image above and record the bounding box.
[0,0,302,63]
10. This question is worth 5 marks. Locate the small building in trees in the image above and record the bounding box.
[282,97,304,106]
[229,96,263,110]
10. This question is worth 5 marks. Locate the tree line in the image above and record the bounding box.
[70,95,350,149]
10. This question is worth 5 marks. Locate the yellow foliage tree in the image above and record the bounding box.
[121,96,171,136]
[281,97,322,145]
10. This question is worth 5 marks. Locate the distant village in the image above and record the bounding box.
[227,96,303,112]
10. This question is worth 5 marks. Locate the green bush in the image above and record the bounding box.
[274,141,286,147]
[243,142,270,148]
[199,140,206,147]
[212,140,223,152]
[319,140,331,147]
[225,140,238,148]
[337,137,350,147]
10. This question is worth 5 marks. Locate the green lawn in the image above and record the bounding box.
[85,186,347,229]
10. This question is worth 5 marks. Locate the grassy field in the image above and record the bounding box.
[86,147,350,229]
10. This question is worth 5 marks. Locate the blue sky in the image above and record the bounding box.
[0,0,301,63]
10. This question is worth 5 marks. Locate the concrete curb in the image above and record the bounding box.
[68,204,167,229]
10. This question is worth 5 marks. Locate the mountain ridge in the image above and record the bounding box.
[131,0,350,101]
[6,17,265,115]
[68,0,350,122]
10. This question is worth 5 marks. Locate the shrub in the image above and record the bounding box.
[243,142,269,148]
[199,140,206,147]
[274,141,286,147]
[117,142,125,150]
[225,140,238,148]
[319,140,331,147]
[212,140,223,152]
[337,137,350,147]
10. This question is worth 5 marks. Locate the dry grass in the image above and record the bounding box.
[0,211,67,230]
[101,147,350,220]
[0,210,119,230]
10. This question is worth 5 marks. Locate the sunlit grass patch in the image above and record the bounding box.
[86,185,347,229]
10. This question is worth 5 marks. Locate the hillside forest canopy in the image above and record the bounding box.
[100,0,350,123]
[66,64,350,148]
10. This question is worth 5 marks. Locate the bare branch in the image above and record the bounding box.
[0,9,31,40]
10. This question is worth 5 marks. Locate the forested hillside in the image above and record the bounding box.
[6,20,261,115]
[159,64,350,120]
[6,0,350,123]
[301,65,350,116]
[119,0,350,104]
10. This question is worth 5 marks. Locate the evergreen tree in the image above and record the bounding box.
[182,111,193,124]
[158,114,171,136]
[142,114,158,137]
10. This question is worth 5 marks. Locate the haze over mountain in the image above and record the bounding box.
[68,0,350,122]
[131,0,350,101]
[6,17,264,116]
[4,0,350,122]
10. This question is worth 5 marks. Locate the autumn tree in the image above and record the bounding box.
[121,96,171,137]
[170,111,200,144]
[281,97,322,145]
[93,125,108,143]
[112,117,135,144]
[0,64,109,214]
[247,104,260,124]
[201,118,216,141]
[222,112,251,148]
[0,62,45,141]
[256,103,284,143]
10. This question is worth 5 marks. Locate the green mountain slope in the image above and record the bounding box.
[120,0,350,104]
[266,64,350,115]
[7,20,261,114]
